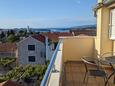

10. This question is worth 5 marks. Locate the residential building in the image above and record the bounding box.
[0,43,17,58]
[40,0,115,86]
[17,35,46,65]
[94,0,115,55]
[42,32,73,42]
[70,29,96,36]
[42,32,73,60]
[0,80,23,86]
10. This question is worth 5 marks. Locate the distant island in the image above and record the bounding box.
[0,24,96,33]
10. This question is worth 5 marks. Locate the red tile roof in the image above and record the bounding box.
[0,80,23,86]
[71,29,96,36]
[0,43,17,52]
[32,34,45,43]
[42,32,73,42]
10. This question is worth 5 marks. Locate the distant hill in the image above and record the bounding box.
[0,25,96,32]
[70,25,96,30]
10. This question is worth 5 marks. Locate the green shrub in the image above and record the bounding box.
[0,65,48,83]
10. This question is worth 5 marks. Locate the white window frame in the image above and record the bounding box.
[109,8,115,40]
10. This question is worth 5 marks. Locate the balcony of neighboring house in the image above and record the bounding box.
[40,36,115,86]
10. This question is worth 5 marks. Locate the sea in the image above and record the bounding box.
[31,28,70,33]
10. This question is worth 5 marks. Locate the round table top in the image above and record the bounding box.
[105,56,115,64]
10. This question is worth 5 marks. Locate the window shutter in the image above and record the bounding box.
[110,9,115,40]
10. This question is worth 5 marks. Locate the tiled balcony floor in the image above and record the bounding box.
[62,61,115,86]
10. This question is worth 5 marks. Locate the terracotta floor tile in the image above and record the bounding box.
[62,61,115,86]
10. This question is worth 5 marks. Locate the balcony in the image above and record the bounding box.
[103,0,115,4]
[41,36,115,86]
[93,0,115,13]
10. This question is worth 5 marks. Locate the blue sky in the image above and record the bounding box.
[0,0,97,28]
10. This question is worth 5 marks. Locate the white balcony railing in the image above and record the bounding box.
[41,36,95,86]
[40,40,63,86]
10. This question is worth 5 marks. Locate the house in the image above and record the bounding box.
[94,0,115,55]
[0,43,17,58]
[0,80,23,86]
[42,32,73,60]
[42,32,73,50]
[42,32,73,42]
[17,34,46,65]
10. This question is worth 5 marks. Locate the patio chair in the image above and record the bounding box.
[81,57,108,86]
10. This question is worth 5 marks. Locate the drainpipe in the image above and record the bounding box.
[112,41,115,53]
[45,36,49,61]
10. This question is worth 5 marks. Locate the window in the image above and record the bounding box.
[109,9,115,40]
[28,45,35,51]
[28,56,35,62]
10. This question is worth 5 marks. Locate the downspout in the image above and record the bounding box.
[112,41,115,53]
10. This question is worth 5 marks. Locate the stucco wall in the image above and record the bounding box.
[98,0,103,3]
[101,7,113,54]
[17,37,45,65]
[95,5,113,55]
[113,41,115,52]
[62,36,95,62]
[95,8,102,55]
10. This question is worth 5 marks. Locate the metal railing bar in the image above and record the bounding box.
[40,40,61,86]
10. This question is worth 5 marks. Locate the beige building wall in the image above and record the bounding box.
[95,8,102,55]
[98,0,103,3]
[113,41,115,52]
[95,3,113,56]
[62,36,95,62]
[100,7,113,54]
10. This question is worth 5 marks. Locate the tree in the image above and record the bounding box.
[7,30,15,37]
[7,34,19,43]
[18,30,27,37]
[10,30,15,35]
[0,32,5,39]
[0,32,6,42]
[7,30,10,37]
[23,30,27,36]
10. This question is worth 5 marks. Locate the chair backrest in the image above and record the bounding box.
[101,52,115,59]
[99,52,115,65]
[81,57,99,72]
